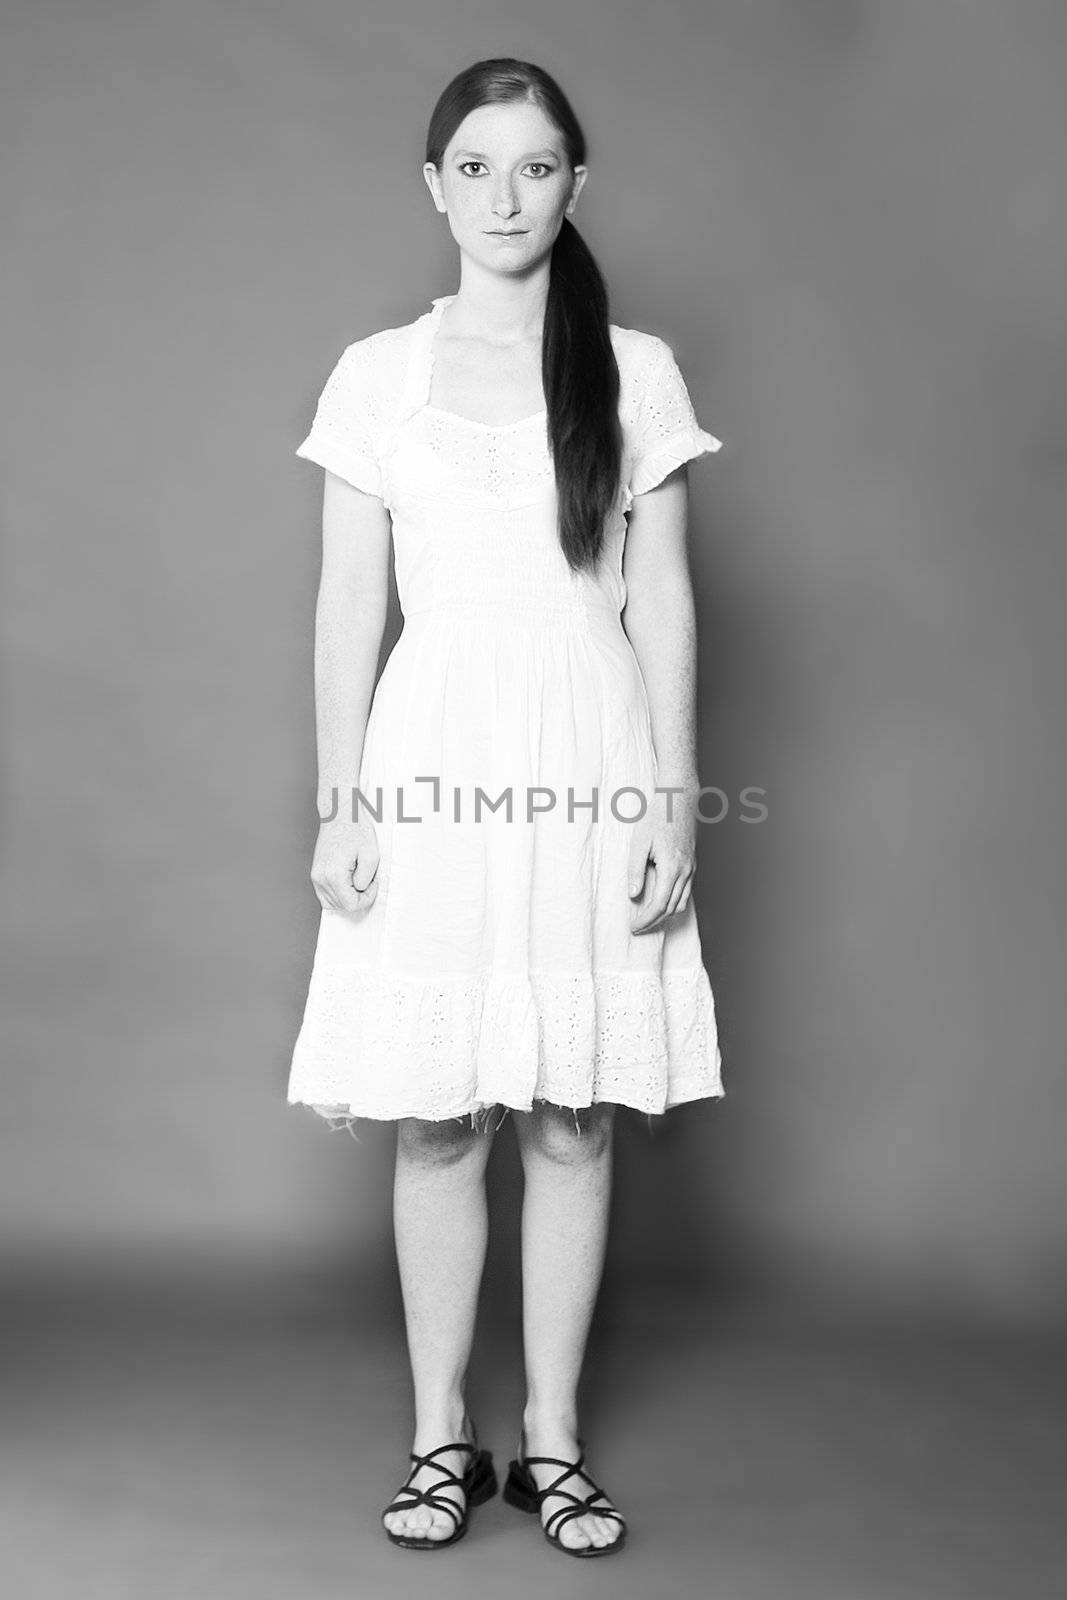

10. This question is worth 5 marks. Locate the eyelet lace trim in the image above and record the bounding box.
[294,329,406,497]
[295,309,721,506]
[623,335,723,498]
[287,965,723,1129]
[404,407,555,504]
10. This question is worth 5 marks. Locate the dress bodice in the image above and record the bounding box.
[296,293,721,623]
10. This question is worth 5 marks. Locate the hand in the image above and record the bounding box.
[310,816,380,913]
[628,786,697,934]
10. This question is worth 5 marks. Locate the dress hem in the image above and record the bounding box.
[287,1069,724,1134]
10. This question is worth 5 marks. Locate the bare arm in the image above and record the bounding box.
[620,464,700,931]
[310,469,392,911]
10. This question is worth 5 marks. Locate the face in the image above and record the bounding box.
[423,99,587,277]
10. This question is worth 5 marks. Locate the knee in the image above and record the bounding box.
[520,1101,615,1167]
[396,1114,490,1169]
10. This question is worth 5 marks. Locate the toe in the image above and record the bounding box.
[559,1515,593,1550]
[391,1508,422,1538]
[585,1510,607,1548]
[569,1510,622,1549]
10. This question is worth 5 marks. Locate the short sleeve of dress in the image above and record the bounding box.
[295,339,383,498]
[628,336,722,497]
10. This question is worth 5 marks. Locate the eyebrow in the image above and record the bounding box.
[452,148,559,160]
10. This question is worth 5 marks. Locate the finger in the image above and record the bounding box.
[631,876,674,933]
[337,882,377,914]
[349,860,379,899]
[628,845,650,899]
[661,870,691,920]
[633,904,671,933]
[633,866,687,932]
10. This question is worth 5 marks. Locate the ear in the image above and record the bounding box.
[566,165,589,214]
[422,162,446,213]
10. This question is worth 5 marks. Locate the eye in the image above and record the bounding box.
[456,160,555,178]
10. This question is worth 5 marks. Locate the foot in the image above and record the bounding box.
[519,1424,625,1553]
[382,1416,477,1543]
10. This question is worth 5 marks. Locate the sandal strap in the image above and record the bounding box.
[384,1486,463,1527]
[519,1451,626,1538]
[521,1451,588,1496]
[410,1440,477,1469]
[383,1441,478,1521]
[522,1449,586,1467]
[546,1500,625,1540]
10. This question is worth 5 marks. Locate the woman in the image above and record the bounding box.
[288,59,724,1558]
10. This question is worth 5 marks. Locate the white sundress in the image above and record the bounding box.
[287,293,725,1130]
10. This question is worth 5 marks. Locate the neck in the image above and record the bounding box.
[444,268,549,344]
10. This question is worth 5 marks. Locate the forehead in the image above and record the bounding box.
[445,100,563,157]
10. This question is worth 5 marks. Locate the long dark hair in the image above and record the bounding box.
[425,59,622,574]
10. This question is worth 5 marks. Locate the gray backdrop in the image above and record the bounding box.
[3,0,1065,1326]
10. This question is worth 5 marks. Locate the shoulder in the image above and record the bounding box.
[307,309,429,438]
[609,322,671,355]
[610,322,674,374]
[609,323,684,427]
[610,323,682,388]
[327,315,417,389]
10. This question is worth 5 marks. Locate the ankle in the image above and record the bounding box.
[521,1403,579,1448]
[413,1398,471,1447]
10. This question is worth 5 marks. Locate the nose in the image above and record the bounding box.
[491,179,520,219]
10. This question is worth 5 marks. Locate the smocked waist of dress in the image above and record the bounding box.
[402,587,623,626]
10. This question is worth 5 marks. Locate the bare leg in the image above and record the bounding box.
[512,1101,624,1551]
[382,1112,497,1542]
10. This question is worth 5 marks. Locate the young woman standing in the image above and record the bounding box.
[288,58,724,1558]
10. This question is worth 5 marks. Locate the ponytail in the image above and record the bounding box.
[544,217,623,572]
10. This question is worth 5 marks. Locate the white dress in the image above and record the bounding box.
[287,294,725,1129]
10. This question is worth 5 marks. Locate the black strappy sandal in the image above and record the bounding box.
[381,1429,498,1550]
[502,1436,628,1557]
